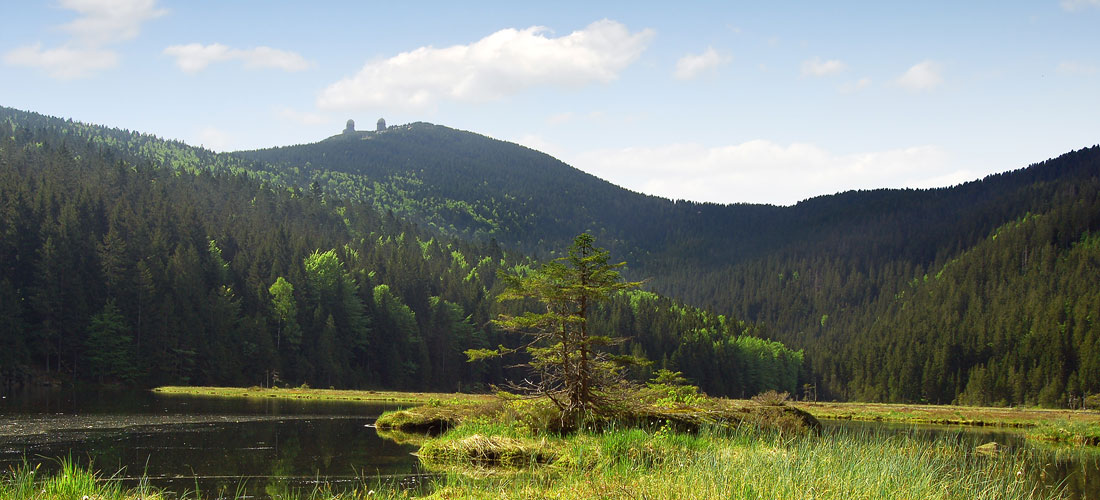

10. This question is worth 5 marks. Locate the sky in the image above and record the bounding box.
[2,1,1099,206]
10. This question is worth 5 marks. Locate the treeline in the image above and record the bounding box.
[592,291,803,398]
[0,106,803,397]
[666,149,1100,406]
[841,199,1100,407]
[0,116,506,390]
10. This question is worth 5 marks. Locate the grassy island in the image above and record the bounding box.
[365,387,1069,500]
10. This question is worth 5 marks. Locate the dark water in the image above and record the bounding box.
[824,420,1100,499]
[0,388,424,498]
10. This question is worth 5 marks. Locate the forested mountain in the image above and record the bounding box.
[3,106,1096,406]
[236,120,1100,407]
[0,106,803,398]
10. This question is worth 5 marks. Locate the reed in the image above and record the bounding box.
[0,457,165,500]
[417,424,1065,500]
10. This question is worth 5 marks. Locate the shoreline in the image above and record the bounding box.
[153,386,1100,429]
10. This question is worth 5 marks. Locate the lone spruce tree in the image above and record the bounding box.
[468,233,643,418]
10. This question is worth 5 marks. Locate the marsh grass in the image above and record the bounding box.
[2,427,1073,499]
[417,424,1065,500]
[795,401,1100,431]
[377,389,820,440]
[0,457,166,500]
[1028,420,1100,446]
[0,458,421,500]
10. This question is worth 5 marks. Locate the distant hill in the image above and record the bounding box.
[237,122,1100,406]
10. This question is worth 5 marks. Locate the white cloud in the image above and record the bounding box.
[895,60,943,91]
[573,141,959,205]
[59,0,167,45]
[674,47,731,80]
[316,19,654,110]
[800,57,847,77]
[164,43,312,73]
[2,43,118,79]
[1061,0,1100,10]
[4,0,164,79]
[1057,61,1098,75]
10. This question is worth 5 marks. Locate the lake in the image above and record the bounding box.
[2,388,1098,499]
[0,387,425,498]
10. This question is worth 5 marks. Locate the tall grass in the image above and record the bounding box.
[421,424,1066,500]
[0,458,150,500]
[0,458,417,500]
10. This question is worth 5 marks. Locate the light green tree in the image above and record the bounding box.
[268,276,300,349]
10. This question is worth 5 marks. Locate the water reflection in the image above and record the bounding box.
[0,388,424,498]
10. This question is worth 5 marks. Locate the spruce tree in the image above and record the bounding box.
[469,233,643,418]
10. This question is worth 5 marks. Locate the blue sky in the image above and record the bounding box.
[2,1,1098,205]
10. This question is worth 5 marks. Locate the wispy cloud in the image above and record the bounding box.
[196,126,232,152]
[895,60,943,91]
[674,47,731,80]
[1057,61,1098,75]
[547,112,576,125]
[164,43,312,73]
[3,43,118,79]
[575,141,959,205]
[59,0,167,45]
[317,19,654,110]
[839,77,872,93]
[3,0,165,79]
[1061,0,1100,11]
[801,57,847,77]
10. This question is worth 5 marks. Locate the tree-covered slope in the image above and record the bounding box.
[695,148,1100,405]
[238,123,724,263]
[236,120,1100,406]
[0,106,803,399]
[237,123,1098,298]
[827,186,1100,406]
